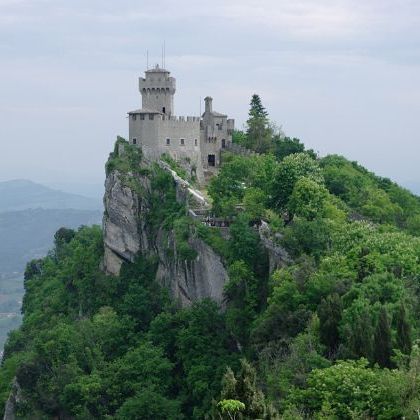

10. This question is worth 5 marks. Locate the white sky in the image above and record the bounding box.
[0,0,419,194]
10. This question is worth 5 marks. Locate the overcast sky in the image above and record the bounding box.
[0,0,419,196]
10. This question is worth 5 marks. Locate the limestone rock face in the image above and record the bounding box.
[3,379,22,420]
[102,169,229,306]
[102,172,142,275]
[258,221,291,273]
[155,235,228,307]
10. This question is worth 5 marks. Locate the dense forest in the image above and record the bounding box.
[0,95,419,419]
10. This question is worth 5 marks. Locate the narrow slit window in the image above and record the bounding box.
[166,138,171,145]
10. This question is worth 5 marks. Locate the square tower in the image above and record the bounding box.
[138,64,176,116]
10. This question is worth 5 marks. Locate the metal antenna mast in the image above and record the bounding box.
[163,41,166,68]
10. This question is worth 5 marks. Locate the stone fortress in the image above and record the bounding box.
[128,64,234,182]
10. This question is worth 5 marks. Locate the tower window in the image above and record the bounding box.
[166,138,171,145]
[194,139,198,146]
[162,107,166,114]
[132,114,137,121]
[180,138,185,146]
[149,114,154,120]
[221,139,226,148]
[208,154,216,167]
[132,138,137,145]
[140,114,145,120]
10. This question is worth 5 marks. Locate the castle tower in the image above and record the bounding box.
[139,64,176,115]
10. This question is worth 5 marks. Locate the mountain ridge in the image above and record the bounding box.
[0,179,101,212]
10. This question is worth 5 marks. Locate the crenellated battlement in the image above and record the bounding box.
[159,115,201,123]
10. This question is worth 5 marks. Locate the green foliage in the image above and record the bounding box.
[273,136,317,162]
[161,153,189,180]
[105,136,142,176]
[245,94,272,153]
[373,306,393,368]
[173,216,198,261]
[232,129,248,146]
[271,152,324,213]
[321,154,420,229]
[219,359,275,419]
[295,359,401,419]
[287,177,329,220]
[149,300,239,419]
[196,223,230,258]
[217,399,246,420]
[318,293,342,357]
[395,303,412,355]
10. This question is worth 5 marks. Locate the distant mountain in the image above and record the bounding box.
[0,179,102,212]
[0,208,102,275]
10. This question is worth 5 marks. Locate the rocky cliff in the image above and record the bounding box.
[102,164,229,306]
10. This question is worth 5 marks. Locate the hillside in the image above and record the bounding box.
[0,208,102,356]
[0,95,419,418]
[0,180,101,212]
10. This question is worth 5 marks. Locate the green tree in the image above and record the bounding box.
[298,359,400,419]
[243,187,266,220]
[232,129,248,146]
[287,177,329,220]
[271,153,323,213]
[220,359,274,419]
[395,303,412,355]
[373,306,393,368]
[340,298,373,360]
[318,293,342,357]
[245,94,272,153]
[217,399,246,420]
[115,389,182,420]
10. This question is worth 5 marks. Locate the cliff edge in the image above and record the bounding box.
[102,139,229,306]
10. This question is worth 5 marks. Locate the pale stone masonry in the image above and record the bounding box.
[128,64,234,182]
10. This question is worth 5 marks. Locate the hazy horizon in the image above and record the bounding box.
[1,0,419,193]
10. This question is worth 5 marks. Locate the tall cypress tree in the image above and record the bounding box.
[318,293,342,357]
[245,94,272,153]
[373,306,393,368]
[395,303,412,355]
[248,94,268,119]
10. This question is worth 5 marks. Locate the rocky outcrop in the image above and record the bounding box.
[259,221,292,273]
[103,172,142,275]
[3,379,22,420]
[102,168,229,306]
[155,234,228,307]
